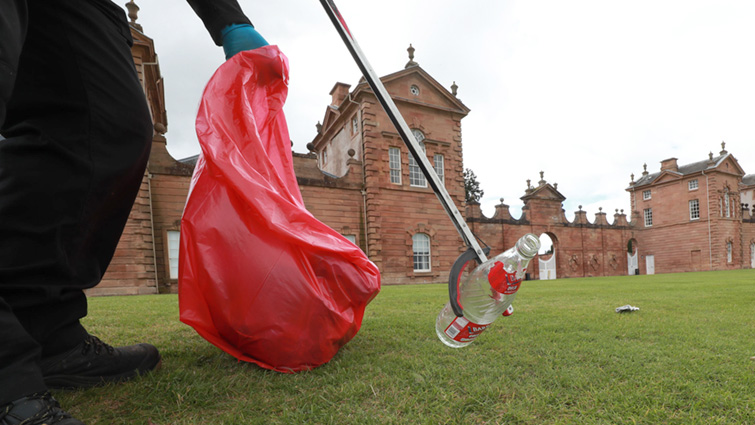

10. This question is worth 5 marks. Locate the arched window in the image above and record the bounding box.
[412,233,431,272]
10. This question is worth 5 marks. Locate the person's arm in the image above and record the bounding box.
[186,0,251,46]
[186,0,269,59]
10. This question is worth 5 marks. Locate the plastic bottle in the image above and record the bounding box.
[435,233,540,348]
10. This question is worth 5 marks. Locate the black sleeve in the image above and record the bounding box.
[186,0,253,46]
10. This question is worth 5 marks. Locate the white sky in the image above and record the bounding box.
[131,0,755,221]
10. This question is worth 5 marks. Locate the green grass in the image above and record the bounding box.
[58,270,755,424]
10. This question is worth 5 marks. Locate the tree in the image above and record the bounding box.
[464,168,484,203]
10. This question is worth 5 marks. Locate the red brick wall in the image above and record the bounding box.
[467,199,634,280]
[149,173,191,293]
[627,157,749,274]
[360,93,467,285]
[294,153,365,250]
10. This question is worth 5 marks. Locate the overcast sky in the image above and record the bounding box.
[130,0,755,221]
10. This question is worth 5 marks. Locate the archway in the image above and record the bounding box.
[627,239,639,275]
[538,233,557,280]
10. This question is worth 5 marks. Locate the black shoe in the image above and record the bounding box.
[40,335,161,389]
[0,392,83,425]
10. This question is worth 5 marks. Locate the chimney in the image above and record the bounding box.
[329,82,351,107]
[660,157,678,172]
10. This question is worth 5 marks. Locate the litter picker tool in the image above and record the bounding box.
[319,0,493,317]
[319,1,489,284]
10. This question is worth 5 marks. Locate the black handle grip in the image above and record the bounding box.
[448,247,490,317]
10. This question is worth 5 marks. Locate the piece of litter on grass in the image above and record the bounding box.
[615,305,640,313]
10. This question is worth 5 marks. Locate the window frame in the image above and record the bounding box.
[644,208,653,227]
[408,134,427,188]
[412,233,431,272]
[167,230,180,280]
[689,199,700,220]
[642,190,651,200]
[688,179,698,191]
[433,154,445,186]
[389,147,402,184]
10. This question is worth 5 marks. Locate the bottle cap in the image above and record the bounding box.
[516,233,540,259]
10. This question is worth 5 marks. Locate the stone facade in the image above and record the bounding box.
[98,13,753,296]
[627,145,755,274]
[309,61,470,285]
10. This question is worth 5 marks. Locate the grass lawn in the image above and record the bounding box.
[57,270,755,424]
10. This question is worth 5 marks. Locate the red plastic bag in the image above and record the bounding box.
[178,46,381,373]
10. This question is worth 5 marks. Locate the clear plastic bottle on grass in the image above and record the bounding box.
[435,233,540,348]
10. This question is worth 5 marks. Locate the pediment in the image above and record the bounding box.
[355,66,470,115]
[521,184,566,202]
[653,171,682,185]
[714,155,746,176]
[320,106,340,135]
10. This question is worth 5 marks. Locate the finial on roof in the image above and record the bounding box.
[405,44,418,68]
[539,171,545,186]
[316,121,322,133]
[720,141,727,155]
[642,163,648,176]
[599,207,603,212]
[554,183,558,190]
[630,173,635,183]
[125,1,142,30]
[579,205,583,211]
[499,197,504,204]
[451,81,458,97]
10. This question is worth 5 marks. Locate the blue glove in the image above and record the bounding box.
[221,24,269,60]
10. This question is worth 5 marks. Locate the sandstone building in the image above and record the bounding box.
[91,6,753,295]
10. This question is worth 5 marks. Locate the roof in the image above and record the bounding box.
[631,152,737,188]
[742,174,755,187]
[179,155,200,167]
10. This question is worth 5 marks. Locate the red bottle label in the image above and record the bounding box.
[444,316,490,343]
[487,262,524,295]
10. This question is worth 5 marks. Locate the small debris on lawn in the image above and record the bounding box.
[615,305,640,313]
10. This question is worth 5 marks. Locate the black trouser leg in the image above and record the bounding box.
[0,0,152,405]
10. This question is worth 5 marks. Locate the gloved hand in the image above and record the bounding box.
[221,24,269,60]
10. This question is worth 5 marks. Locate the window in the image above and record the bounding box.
[167,230,180,280]
[688,179,698,190]
[643,190,651,200]
[433,154,444,186]
[322,148,328,165]
[343,234,357,245]
[724,190,731,218]
[689,199,700,220]
[389,147,402,184]
[412,233,431,272]
[409,147,427,187]
[409,130,427,187]
[727,242,733,263]
[352,116,358,134]
[644,208,653,227]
